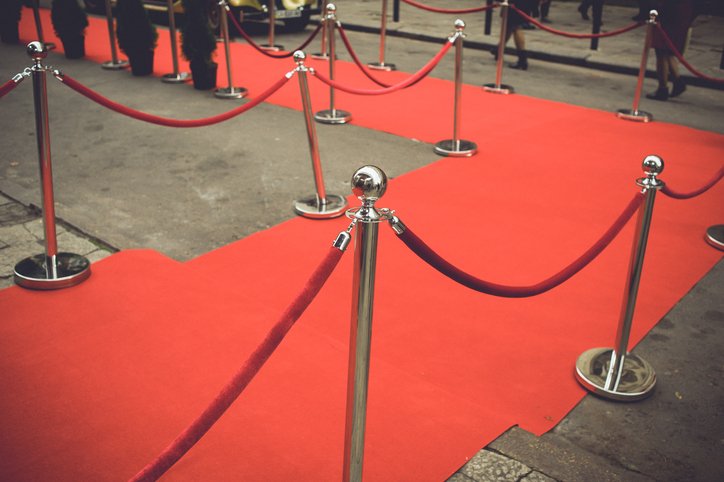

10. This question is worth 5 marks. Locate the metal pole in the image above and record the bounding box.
[575,155,664,401]
[292,51,347,219]
[483,0,514,94]
[102,0,129,70]
[484,0,493,35]
[261,0,283,51]
[31,0,55,50]
[616,10,657,122]
[215,0,248,98]
[342,165,390,482]
[312,0,330,59]
[314,3,351,124]
[14,42,91,290]
[368,0,396,71]
[162,0,191,83]
[434,20,477,157]
[590,0,604,51]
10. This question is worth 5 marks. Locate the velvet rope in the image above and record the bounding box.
[509,4,643,39]
[226,10,322,59]
[55,72,292,128]
[395,193,644,298]
[655,24,724,83]
[401,0,497,14]
[0,77,22,99]
[129,245,345,482]
[337,25,392,88]
[661,166,724,199]
[312,40,453,95]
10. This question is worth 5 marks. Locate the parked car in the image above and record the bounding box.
[83,0,319,32]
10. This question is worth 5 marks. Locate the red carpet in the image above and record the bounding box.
[2,8,722,481]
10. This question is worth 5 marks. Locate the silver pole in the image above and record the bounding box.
[162,0,190,83]
[261,0,283,51]
[292,52,348,219]
[434,21,477,157]
[342,166,390,482]
[102,0,129,70]
[215,0,248,98]
[312,0,330,59]
[314,4,351,124]
[14,42,91,290]
[616,10,657,122]
[31,0,55,50]
[368,0,396,71]
[483,0,513,94]
[574,155,663,401]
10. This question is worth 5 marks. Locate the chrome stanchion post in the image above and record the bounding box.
[705,225,724,250]
[260,0,283,51]
[342,165,392,482]
[616,10,657,122]
[14,42,91,290]
[434,20,477,157]
[101,0,129,70]
[215,0,248,98]
[367,0,396,71]
[575,155,664,401]
[162,0,191,83]
[314,3,351,124]
[312,0,330,60]
[483,0,514,94]
[292,51,348,218]
[31,0,55,50]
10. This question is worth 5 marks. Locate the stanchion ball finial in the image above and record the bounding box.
[454,19,465,31]
[293,50,306,64]
[327,3,336,13]
[351,166,387,202]
[642,155,664,175]
[27,41,47,60]
[648,9,658,21]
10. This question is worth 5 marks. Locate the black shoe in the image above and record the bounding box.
[509,59,528,70]
[646,87,669,101]
[578,5,590,20]
[671,78,686,97]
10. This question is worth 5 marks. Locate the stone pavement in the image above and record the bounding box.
[1,1,723,480]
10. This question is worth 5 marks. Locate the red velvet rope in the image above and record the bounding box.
[129,245,345,482]
[509,4,643,39]
[655,24,724,83]
[0,78,22,99]
[395,193,644,298]
[661,166,724,199]
[312,40,453,95]
[401,0,497,14]
[337,25,392,88]
[56,72,292,128]
[226,9,322,59]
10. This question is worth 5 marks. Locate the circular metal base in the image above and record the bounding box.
[311,52,330,60]
[102,60,129,70]
[314,109,352,125]
[214,86,248,99]
[705,224,724,251]
[294,194,348,219]
[45,42,57,50]
[616,109,653,122]
[14,252,91,290]
[433,139,477,157]
[367,61,396,71]
[483,83,514,95]
[260,44,283,52]
[575,347,656,402]
[161,72,191,84]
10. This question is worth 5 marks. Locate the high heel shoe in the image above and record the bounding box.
[671,78,686,97]
[646,87,669,101]
[508,59,528,70]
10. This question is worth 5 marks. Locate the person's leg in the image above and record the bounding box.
[646,49,669,100]
[509,28,528,69]
[669,55,686,97]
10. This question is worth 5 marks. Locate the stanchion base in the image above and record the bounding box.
[102,60,129,70]
[314,109,352,125]
[14,252,91,290]
[705,224,724,251]
[433,139,478,157]
[575,347,656,402]
[45,42,56,50]
[161,72,191,84]
[483,83,514,95]
[260,44,283,52]
[214,86,248,99]
[311,52,331,60]
[294,194,348,219]
[367,61,396,71]
[616,109,653,122]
